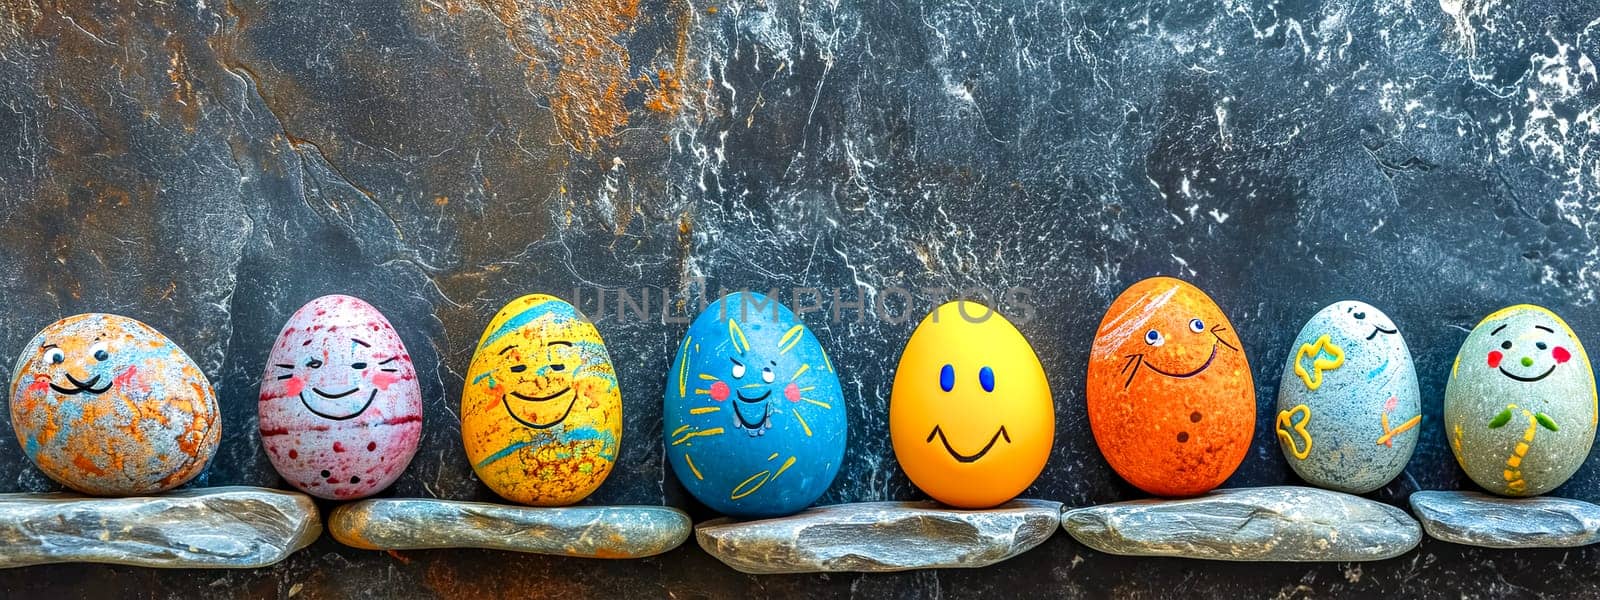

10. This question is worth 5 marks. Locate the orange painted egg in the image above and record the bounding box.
[1086,277,1254,497]
[8,314,220,496]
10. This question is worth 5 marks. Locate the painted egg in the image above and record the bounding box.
[1087,277,1254,497]
[889,302,1054,508]
[1445,305,1596,497]
[1276,301,1419,494]
[7,314,220,496]
[664,292,846,518]
[463,294,622,506]
[259,295,422,500]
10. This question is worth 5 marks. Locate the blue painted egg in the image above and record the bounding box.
[664,292,846,517]
[1276,301,1420,494]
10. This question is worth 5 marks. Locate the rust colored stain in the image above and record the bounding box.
[164,36,201,131]
[539,0,638,152]
[461,0,699,152]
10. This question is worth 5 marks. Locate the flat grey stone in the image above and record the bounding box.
[0,486,320,569]
[329,499,690,558]
[1063,486,1419,561]
[694,499,1062,574]
[1410,490,1600,548]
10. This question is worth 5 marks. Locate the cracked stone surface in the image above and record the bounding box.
[1411,491,1600,549]
[1063,486,1421,561]
[329,499,690,558]
[2,0,1599,596]
[0,486,319,569]
[695,500,1061,574]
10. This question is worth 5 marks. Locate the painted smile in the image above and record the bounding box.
[736,389,771,402]
[1366,325,1399,340]
[926,425,1011,463]
[732,396,772,430]
[1499,364,1557,383]
[1121,325,1238,389]
[312,387,361,399]
[300,388,378,420]
[1143,343,1219,378]
[49,373,112,396]
[503,387,576,429]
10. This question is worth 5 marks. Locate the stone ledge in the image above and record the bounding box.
[329,499,691,559]
[0,486,320,569]
[1410,490,1600,549]
[695,499,1062,574]
[1063,486,1420,561]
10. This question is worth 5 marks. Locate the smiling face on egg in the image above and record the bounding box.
[1086,277,1254,497]
[663,293,846,518]
[1445,305,1596,496]
[259,295,422,500]
[462,294,622,506]
[889,302,1054,508]
[10,314,219,496]
[1276,301,1420,494]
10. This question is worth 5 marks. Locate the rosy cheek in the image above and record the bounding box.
[284,376,306,396]
[1487,351,1503,368]
[785,382,801,403]
[1554,347,1572,364]
[709,381,730,402]
[372,371,401,391]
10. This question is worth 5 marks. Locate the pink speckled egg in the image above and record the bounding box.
[258,295,422,499]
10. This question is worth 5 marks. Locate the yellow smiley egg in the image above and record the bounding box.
[461,294,622,506]
[889,301,1054,508]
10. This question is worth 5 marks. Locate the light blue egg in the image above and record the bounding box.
[664,292,846,517]
[1276,301,1419,494]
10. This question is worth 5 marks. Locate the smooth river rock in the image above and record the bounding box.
[329,499,690,558]
[694,499,1062,574]
[1410,490,1600,548]
[1062,486,1420,561]
[0,486,319,569]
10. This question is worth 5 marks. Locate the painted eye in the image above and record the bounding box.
[89,342,109,362]
[731,360,746,379]
[509,365,527,373]
[351,362,368,369]
[979,366,995,392]
[1188,319,1205,333]
[1353,311,1367,320]
[1145,329,1164,346]
[761,368,775,383]
[306,358,324,369]
[551,363,567,372]
[1501,341,1513,350]
[44,348,64,365]
[1537,342,1548,350]
[939,364,955,392]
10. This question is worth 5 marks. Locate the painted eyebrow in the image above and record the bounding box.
[547,341,573,347]
[1536,325,1555,333]
[1491,325,1508,335]
[274,363,295,369]
[351,338,371,348]
[41,344,57,350]
[498,345,518,355]
[378,356,399,365]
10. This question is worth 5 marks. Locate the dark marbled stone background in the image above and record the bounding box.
[0,0,1597,597]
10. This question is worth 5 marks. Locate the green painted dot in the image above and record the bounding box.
[1521,357,1535,367]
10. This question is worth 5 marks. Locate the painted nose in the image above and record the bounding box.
[1521,357,1535,367]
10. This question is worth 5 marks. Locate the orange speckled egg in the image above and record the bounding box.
[1086,277,1254,497]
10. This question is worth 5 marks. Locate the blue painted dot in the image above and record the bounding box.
[939,364,955,392]
[979,366,995,392]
